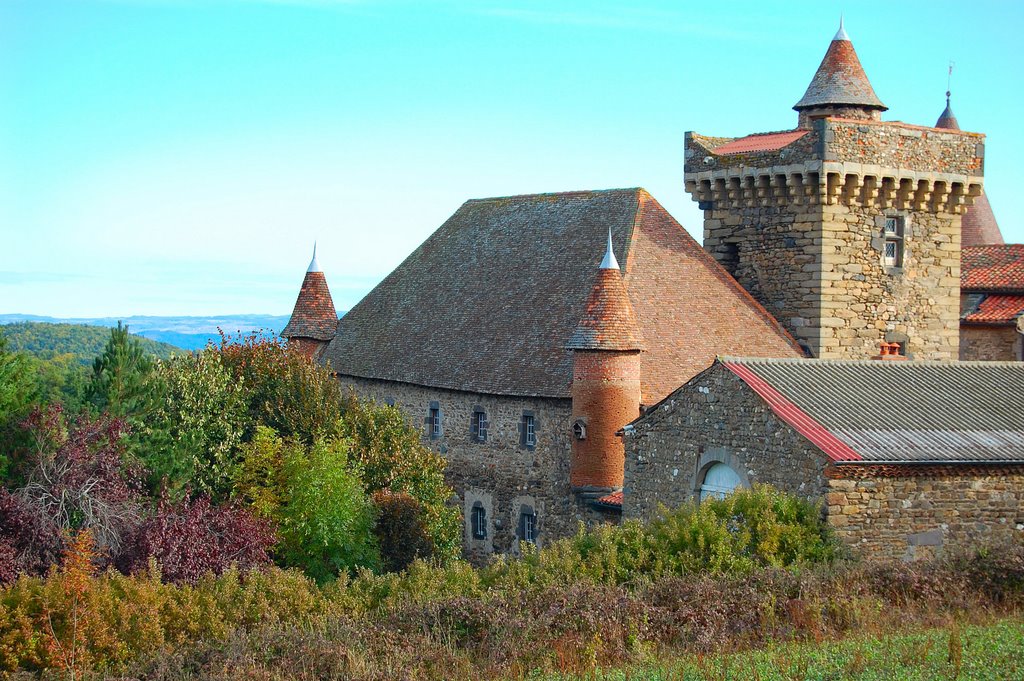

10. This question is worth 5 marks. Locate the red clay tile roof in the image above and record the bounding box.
[712,130,809,155]
[282,270,338,341]
[793,35,886,112]
[594,490,623,507]
[322,189,803,402]
[962,294,1024,324]
[719,357,1024,464]
[962,245,1024,292]
[961,194,1004,246]
[566,268,645,351]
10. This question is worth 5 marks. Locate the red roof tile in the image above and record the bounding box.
[961,194,1004,246]
[793,35,886,112]
[963,295,1024,324]
[566,268,645,352]
[962,245,1024,292]
[713,130,809,155]
[595,490,622,507]
[282,271,338,341]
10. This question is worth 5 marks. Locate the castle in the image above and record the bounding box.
[284,22,1024,560]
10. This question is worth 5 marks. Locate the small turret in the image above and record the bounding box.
[934,91,1004,246]
[794,19,887,128]
[566,231,644,493]
[281,243,339,359]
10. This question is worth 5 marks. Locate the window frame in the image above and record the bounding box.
[471,502,487,540]
[518,505,537,544]
[883,216,905,268]
[427,401,441,440]
[471,407,488,443]
[521,410,537,450]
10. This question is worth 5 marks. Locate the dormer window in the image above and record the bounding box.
[471,408,488,443]
[883,216,905,268]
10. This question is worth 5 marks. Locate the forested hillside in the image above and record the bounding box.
[0,321,179,363]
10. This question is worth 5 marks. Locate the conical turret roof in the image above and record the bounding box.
[282,246,339,342]
[932,96,1004,245]
[793,21,887,112]
[566,234,645,352]
[935,95,959,130]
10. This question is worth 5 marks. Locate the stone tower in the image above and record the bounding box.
[281,244,338,360]
[934,95,1004,246]
[684,22,985,360]
[566,232,644,495]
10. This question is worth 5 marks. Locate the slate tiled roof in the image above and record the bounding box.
[322,189,803,401]
[962,294,1024,324]
[720,357,1024,464]
[281,270,338,341]
[962,245,1024,292]
[793,32,886,111]
[566,268,645,351]
[713,130,809,155]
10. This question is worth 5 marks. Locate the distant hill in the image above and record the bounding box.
[0,314,293,351]
[0,321,181,364]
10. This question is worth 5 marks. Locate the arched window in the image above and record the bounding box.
[699,462,742,501]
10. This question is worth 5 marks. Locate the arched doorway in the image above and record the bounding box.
[699,462,742,501]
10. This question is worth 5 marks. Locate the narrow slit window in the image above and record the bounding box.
[428,404,441,439]
[471,503,487,540]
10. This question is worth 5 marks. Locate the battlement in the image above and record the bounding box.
[684,119,985,215]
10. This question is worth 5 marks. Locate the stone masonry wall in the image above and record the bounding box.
[337,375,601,562]
[623,364,830,522]
[816,203,960,360]
[960,325,1022,361]
[825,472,1024,560]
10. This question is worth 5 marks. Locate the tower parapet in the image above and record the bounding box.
[683,23,985,362]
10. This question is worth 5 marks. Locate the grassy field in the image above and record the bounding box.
[546,618,1024,681]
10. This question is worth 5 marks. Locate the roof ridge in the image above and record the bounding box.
[464,187,643,204]
[719,356,1024,368]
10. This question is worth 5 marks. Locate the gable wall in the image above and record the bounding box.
[623,363,831,521]
[960,325,1022,361]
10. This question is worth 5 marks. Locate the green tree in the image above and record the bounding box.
[85,322,157,420]
[340,401,461,565]
[0,338,39,478]
[234,427,379,581]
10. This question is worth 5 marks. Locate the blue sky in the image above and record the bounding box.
[2,0,1023,317]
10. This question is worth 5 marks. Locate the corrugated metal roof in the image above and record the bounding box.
[721,357,1024,464]
[712,130,809,155]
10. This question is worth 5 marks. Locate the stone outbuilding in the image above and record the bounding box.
[622,356,1024,560]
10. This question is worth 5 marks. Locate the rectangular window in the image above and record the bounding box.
[521,411,536,449]
[883,216,905,268]
[521,511,536,543]
[472,409,488,443]
[471,504,487,540]
[427,402,441,440]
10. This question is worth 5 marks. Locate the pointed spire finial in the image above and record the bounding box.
[600,228,619,270]
[307,241,321,273]
[834,14,849,41]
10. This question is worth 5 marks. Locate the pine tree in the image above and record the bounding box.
[85,322,156,419]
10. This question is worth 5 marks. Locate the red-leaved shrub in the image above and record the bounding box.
[121,490,275,584]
